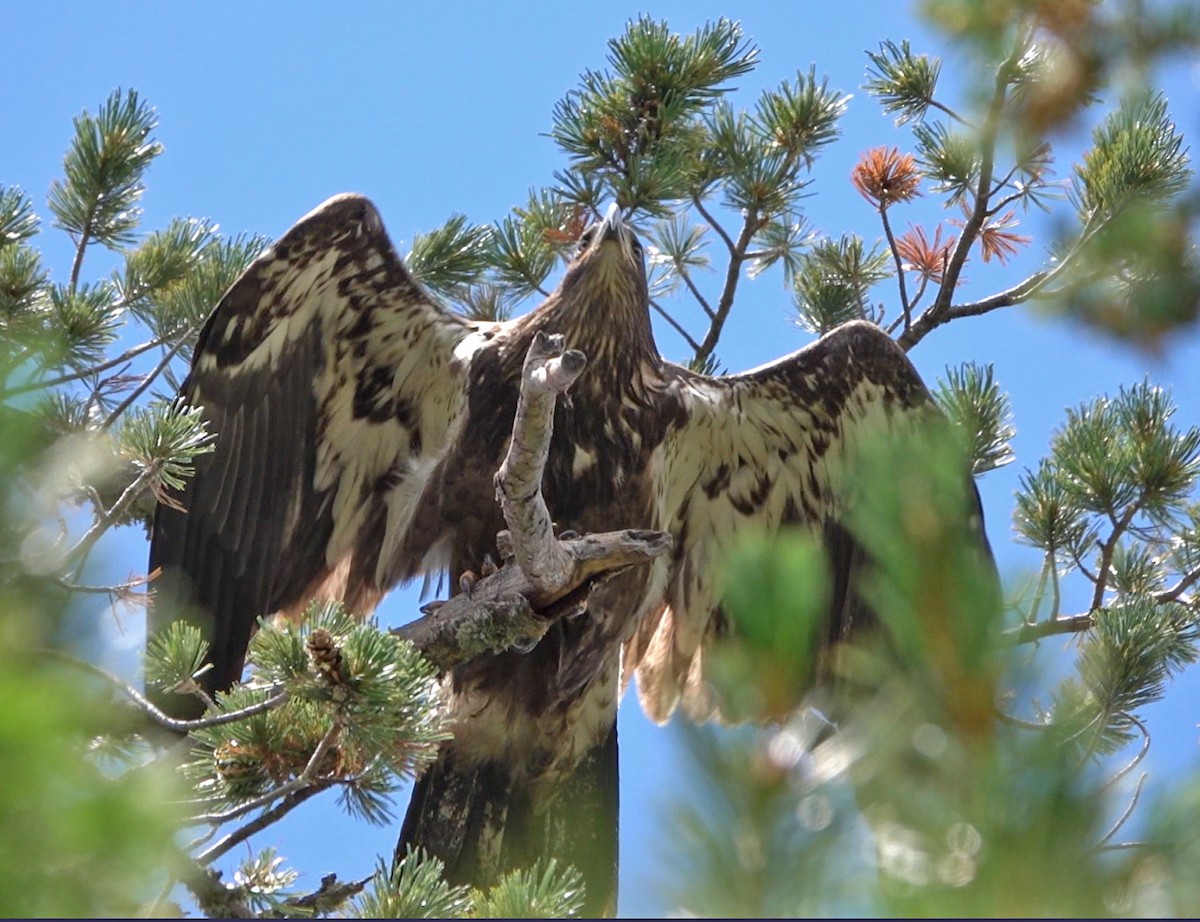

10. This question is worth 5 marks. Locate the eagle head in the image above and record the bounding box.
[558,203,648,316]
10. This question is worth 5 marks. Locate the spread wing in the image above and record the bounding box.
[626,320,974,723]
[148,194,488,703]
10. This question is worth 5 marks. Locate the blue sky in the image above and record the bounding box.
[7,2,1200,916]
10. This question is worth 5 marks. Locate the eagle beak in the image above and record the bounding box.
[598,202,623,244]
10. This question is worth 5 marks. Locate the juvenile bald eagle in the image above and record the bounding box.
[148,195,991,915]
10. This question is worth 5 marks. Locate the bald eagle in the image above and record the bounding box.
[148,195,992,915]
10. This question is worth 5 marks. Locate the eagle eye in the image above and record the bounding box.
[577,228,597,252]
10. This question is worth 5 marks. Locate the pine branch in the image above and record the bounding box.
[676,264,716,319]
[1158,565,1200,603]
[1097,771,1147,848]
[898,27,1031,350]
[1091,503,1142,610]
[182,865,257,919]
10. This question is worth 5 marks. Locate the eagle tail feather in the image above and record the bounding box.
[397,724,620,917]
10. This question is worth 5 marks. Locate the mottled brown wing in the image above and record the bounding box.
[148,194,485,709]
[626,320,949,723]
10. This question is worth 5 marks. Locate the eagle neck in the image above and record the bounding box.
[534,292,663,403]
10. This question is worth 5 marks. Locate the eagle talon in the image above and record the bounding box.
[508,635,538,654]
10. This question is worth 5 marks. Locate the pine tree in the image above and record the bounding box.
[2,1,1199,916]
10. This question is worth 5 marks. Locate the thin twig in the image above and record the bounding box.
[64,464,161,568]
[0,335,173,399]
[101,337,189,430]
[676,265,716,319]
[896,26,1031,351]
[1005,613,1094,644]
[68,223,92,297]
[1099,713,1151,794]
[693,208,759,366]
[195,783,331,865]
[928,97,971,127]
[54,574,150,599]
[31,645,287,732]
[1159,565,1200,603]
[1095,840,1151,852]
[1097,771,1148,848]
[649,298,703,353]
[691,195,737,256]
[879,206,912,330]
[1091,503,1141,611]
[994,709,1051,730]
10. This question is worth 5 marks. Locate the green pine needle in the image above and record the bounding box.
[352,852,473,919]
[0,185,40,249]
[144,231,270,342]
[864,39,942,126]
[791,236,890,334]
[913,120,980,205]
[143,620,210,692]
[46,282,122,369]
[752,67,849,164]
[472,859,585,919]
[746,214,815,281]
[406,214,493,300]
[934,362,1016,476]
[489,211,559,299]
[47,88,162,249]
[118,217,217,313]
[117,399,215,493]
[0,244,50,330]
[1012,459,1096,560]
[1074,90,1191,223]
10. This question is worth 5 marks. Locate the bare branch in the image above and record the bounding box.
[495,331,588,592]
[879,206,912,330]
[180,865,257,919]
[393,334,671,672]
[691,195,737,256]
[896,28,1031,351]
[1099,714,1151,794]
[1006,613,1094,644]
[677,265,716,319]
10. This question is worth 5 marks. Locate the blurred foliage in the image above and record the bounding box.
[673,420,1199,916]
[0,409,183,917]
